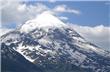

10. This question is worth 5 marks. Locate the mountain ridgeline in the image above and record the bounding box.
[1,12,110,72]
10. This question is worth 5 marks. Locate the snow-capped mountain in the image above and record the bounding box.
[1,12,110,72]
[20,12,66,33]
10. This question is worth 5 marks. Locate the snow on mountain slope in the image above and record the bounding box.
[1,12,110,72]
[19,11,109,57]
[20,12,66,33]
[0,28,14,36]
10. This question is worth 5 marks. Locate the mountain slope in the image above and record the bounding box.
[1,12,110,72]
[1,42,43,72]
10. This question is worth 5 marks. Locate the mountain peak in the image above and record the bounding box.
[20,11,66,33]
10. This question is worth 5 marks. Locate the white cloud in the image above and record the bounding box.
[53,4,80,15]
[1,1,48,27]
[58,16,68,20]
[48,0,56,3]
[1,1,81,28]
[69,24,110,51]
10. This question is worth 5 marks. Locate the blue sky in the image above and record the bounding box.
[1,1,110,28]
[24,1,109,26]
[61,1,109,26]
